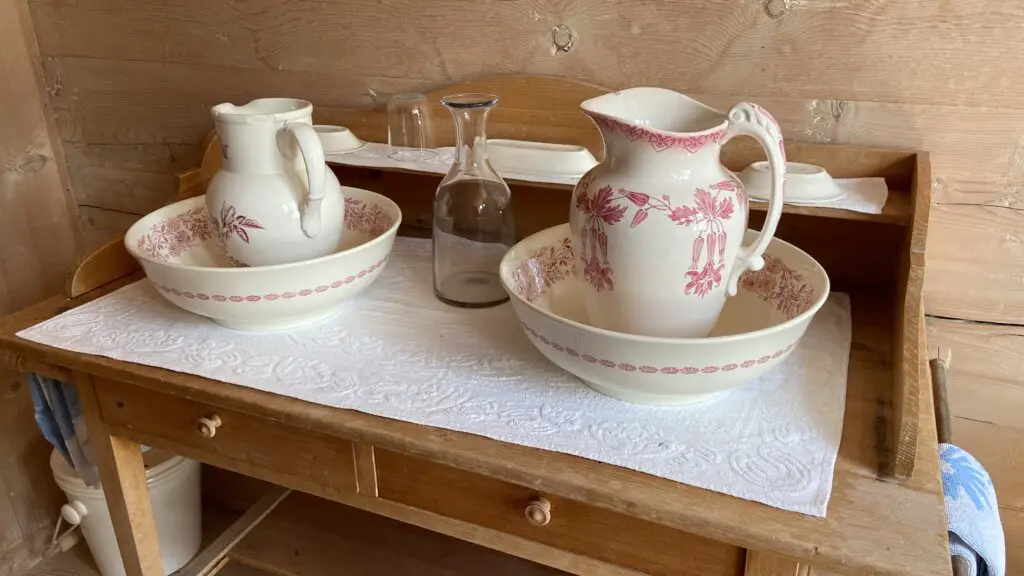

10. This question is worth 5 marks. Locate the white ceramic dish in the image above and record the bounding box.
[740,161,845,204]
[315,125,366,154]
[125,187,400,331]
[499,223,830,405]
[487,139,598,177]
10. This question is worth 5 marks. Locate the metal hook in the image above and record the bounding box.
[552,24,574,53]
[763,0,789,19]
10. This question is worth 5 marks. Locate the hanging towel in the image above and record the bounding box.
[941,443,1006,576]
[27,373,100,486]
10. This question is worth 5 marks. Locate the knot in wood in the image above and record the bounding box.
[551,24,574,53]
[763,0,789,19]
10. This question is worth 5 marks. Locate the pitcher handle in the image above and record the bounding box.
[720,102,786,296]
[284,121,327,239]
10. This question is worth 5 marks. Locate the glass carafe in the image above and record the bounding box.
[433,93,516,307]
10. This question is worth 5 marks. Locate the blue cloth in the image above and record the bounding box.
[27,373,99,486]
[29,376,69,461]
[941,443,1005,576]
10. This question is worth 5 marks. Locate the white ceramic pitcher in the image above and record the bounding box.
[569,88,786,338]
[206,98,345,267]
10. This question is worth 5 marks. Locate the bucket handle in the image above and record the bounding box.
[45,500,87,557]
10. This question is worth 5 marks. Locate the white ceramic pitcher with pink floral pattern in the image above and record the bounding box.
[569,88,786,338]
[207,98,345,267]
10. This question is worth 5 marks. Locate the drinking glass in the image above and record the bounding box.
[387,93,437,162]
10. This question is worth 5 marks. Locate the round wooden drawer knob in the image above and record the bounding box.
[196,414,222,439]
[525,498,551,526]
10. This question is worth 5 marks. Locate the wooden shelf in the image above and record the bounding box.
[750,189,911,224]
[330,162,913,226]
[225,492,564,576]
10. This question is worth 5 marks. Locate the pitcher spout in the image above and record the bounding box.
[211,98,312,124]
[584,86,727,131]
[582,88,728,157]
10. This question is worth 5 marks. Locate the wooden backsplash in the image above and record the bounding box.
[25,0,1023,323]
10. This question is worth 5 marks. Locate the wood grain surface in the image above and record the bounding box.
[743,552,807,576]
[375,449,745,576]
[230,491,569,576]
[927,318,1024,574]
[76,376,163,576]
[0,0,80,573]
[927,319,1024,429]
[18,0,1024,322]
[25,0,1024,109]
[1,0,79,316]
[95,377,359,502]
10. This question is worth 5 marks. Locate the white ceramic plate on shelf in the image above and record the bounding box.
[740,161,845,205]
[487,139,598,177]
[315,125,367,154]
[125,187,400,332]
[500,224,830,405]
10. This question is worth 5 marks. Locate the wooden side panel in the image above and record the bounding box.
[926,204,1024,322]
[1003,507,1024,576]
[0,0,79,316]
[926,318,1024,429]
[949,418,1024,575]
[0,0,80,572]
[926,318,1024,573]
[891,155,930,478]
[0,373,67,576]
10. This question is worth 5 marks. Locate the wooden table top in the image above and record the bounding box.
[0,280,951,576]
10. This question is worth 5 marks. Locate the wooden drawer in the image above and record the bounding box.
[93,378,357,500]
[375,450,746,576]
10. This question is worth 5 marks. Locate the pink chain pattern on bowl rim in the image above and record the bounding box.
[520,321,796,374]
[152,256,389,303]
[139,197,396,303]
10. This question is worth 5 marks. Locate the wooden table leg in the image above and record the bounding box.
[745,550,809,576]
[78,375,163,576]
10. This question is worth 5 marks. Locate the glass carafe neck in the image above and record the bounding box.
[442,94,500,181]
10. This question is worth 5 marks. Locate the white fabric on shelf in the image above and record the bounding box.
[18,238,851,516]
[328,143,889,213]
[330,142,605,187]
[749,177,889,214]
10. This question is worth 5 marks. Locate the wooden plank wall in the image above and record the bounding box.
[0,0,82,573]
[19,0,1024,567]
